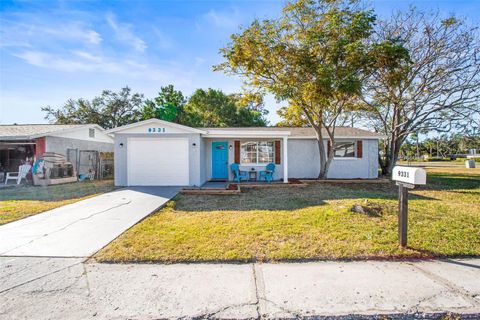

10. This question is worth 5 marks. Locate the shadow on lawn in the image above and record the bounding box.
[176,172,479,212]
[0,180,116,201]
[175,182,436,212]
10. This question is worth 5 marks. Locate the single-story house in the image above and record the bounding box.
[108,119,383,187]
[0,124,113,173]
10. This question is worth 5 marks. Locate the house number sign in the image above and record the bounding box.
[148,127,166,133]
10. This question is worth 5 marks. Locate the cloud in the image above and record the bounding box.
[82,29,102,45]
[14,50,122,73]
[106,13,147,52]
[200,7,243,29]
[194,57,205,66]
[153,28,173,50]
[71,50,103,62]
[12,49,193,86]
[0,19,102,47]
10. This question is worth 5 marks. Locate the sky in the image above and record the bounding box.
[1,0,479,125]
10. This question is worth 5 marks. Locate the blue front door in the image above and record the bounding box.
[212,141,228,180]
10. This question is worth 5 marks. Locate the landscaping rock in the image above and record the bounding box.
[351,204,366,214]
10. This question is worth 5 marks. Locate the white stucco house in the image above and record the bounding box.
[107,119,383,187]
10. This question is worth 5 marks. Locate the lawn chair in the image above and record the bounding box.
[4,164,32,185]
[259,163,275,182]
[231,163,249,183]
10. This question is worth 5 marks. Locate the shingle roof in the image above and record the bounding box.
[0,124,90,140]
[200,126,383,138]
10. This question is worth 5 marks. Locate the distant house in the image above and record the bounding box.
[107,119,383,187]
[467,149,480,159]
[0,124,113,173]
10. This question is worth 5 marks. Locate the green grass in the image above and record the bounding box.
[95,167,480,263]
[0,180,116,225]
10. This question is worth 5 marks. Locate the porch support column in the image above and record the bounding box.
[283,136,288,183]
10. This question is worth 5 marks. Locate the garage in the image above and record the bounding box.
[127,137,189,186]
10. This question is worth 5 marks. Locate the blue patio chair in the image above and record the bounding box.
[259,163,275,183]
[231,163,249,183]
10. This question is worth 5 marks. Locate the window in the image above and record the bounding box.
[89,128,95,138]
[240,141,274,164]
[333,141,355,158]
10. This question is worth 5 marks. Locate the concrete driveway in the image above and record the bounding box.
[0,187,180,257]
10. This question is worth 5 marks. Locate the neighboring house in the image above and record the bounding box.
[0,124,113,173]
[467,149,480,159]
[108,119,383,187]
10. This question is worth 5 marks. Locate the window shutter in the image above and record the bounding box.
[357,140,363,158]
[275,140,281,164]
[234,141,240,163]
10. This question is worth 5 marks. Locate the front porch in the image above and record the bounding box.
[202,129,290,184]
[201,180,290,189]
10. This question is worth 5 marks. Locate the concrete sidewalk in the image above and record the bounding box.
[0,257,479,319]
[0,187,180,257]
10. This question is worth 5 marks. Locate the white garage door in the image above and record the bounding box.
[128,138,189,186]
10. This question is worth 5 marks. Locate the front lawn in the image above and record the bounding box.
[0,180,116,225]
[95,167,480,263]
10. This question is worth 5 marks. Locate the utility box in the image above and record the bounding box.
[466,160,476,169]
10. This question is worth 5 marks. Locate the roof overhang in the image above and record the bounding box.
[0,136,36,141]
[107,119,207,135]
[29,124,106,139]
[289,135,386,140]
[203,130,291,139]
[0,124,107,140]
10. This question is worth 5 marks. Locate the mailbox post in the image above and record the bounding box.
[392,166,426,247]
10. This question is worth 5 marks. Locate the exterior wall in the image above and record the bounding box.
[287,139,320,178]
[199,137,207,185]
[203,138,285,182]
[34,137,46,159]
[114,134,128,186]
[50,127,113,143]
[113,133,202,187]
[45,136,114,156]
[287,138,379,179]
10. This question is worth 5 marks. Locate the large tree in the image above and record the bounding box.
[215,0,406,178]
[362,9,480,175]
[42,87,143,129]
[182,88,267,127]
[141,84,187,123]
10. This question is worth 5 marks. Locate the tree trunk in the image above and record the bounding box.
[385,138,403,176]
[315,127,335,179]
[382,105,403,176]
[316,128,327,178]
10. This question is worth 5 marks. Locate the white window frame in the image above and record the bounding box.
[333,140,357,159]
[240,141,275,165]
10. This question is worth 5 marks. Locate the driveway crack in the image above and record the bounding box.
[1,200,131,255]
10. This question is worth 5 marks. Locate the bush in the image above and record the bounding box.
[425,157,452,162]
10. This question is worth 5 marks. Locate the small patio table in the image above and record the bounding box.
[248,170,257,182]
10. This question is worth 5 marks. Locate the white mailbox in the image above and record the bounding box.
[392,165,427,248]
[392,166,426,185]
